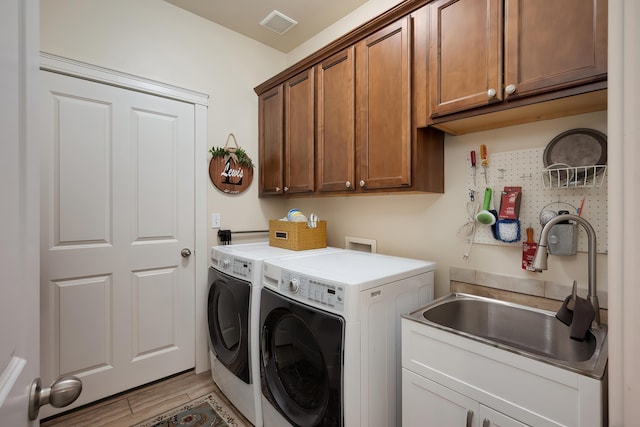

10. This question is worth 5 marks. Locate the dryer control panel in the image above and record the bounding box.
[218,256,253,279]
[281,271,345,312]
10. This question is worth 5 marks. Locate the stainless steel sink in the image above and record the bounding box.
[404,293,608,379]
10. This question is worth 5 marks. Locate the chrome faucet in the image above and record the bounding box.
[532,214,601,327]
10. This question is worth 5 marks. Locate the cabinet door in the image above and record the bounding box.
[480,405,527,427]
[284,69,315,194]
[316,47,356,192]
[503,0,607,98]
[402,369,480,427]
[429,0,503,117]
[258,85,284,196]
[356,16,411,190]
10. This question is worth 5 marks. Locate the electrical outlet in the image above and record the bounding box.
[211,213,221,229]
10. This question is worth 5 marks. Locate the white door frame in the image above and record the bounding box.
[607,0,640,425]
[39,53,211,374]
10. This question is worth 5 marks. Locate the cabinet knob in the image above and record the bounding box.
[275,187,281,193]
[505,84,516,95]
[359,180,366,188]
[487,88,497,98]
[346,181,352,188]
[284,186,289,192]
[482,419,491,427]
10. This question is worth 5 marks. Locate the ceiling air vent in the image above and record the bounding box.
[259,10,298,35]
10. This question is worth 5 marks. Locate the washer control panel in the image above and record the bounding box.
[218,256,253,279]
[281,270,345,312]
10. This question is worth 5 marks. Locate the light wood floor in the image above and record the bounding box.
[40,370,253,427]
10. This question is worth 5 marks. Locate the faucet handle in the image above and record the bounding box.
[568,280,577,310]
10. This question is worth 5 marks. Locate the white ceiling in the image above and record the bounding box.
[163,0,369,53]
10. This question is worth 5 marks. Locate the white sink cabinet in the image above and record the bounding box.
[401,317,606,427]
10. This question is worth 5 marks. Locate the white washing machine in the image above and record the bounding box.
[259,250,436,427]
[207,242,341,426]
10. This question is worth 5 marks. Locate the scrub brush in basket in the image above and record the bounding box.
[495,187,522,243]
[495,219,521,242]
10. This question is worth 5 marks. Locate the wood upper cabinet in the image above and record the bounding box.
[429,0,503,117]
[258,70,315,197]
[503,0,607,97]
[429,0,607,118]
[316,47,356,193]
[258,85,284,196]
[256,6,444,197]
[356,16,411,190]
[284,68,315,194]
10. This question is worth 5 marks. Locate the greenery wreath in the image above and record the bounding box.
[209,145,255,168]
[209,133,255,168]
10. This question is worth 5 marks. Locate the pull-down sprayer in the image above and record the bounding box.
[532,214,601,327]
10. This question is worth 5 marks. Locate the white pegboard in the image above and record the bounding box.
[464,147,607,253]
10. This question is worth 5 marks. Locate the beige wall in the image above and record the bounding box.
[40,0,608,300]
[287,112,608,298]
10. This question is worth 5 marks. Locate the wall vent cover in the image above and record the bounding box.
[259,10,297,35]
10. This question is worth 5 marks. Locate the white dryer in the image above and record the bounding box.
[207,242,341,426]
[259,250,436,427]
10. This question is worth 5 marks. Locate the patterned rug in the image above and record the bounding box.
[133,394,244,427]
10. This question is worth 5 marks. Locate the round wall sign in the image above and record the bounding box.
[209,134,254,194]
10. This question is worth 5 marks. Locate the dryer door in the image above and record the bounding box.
[207,268,250,384]
[260,288,344,426]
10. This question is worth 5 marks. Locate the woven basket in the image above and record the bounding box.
[269,220,327,250]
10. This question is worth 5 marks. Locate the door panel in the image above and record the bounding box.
[56,276,111,375]
[133,109,180,238]
[284,68,315,194]
[480,405,527,427]
[55,95,111,245]
[317,47,356,192]
[133,268,178,356]
[258,85,284,196]
[429,0,503,116]
[356,16,411,189]
[504,0,608,97]
[40,71,196,415]
[402,369,479,427]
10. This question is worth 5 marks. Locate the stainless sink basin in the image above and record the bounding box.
[404,293,608,379]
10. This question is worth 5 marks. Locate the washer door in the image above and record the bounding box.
[207,267,250,384]
[260,288,343,427]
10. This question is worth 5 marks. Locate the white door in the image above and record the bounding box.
[39,71,196,415]
[0,0,40,425]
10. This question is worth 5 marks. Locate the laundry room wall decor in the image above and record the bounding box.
[209,133,254,194]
